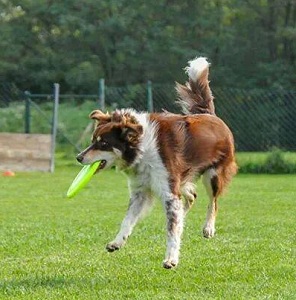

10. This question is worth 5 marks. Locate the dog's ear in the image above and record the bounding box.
[89,110,111,124]
[121,123,143,145]
[112,111,126,124]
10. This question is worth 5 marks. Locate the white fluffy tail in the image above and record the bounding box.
[176,57,215,115]
[185,57,209,81]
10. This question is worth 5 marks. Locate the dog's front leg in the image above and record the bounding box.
[163,193,184,269]
[106,191,153,252]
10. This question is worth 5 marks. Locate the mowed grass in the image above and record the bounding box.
[1,164,296,299]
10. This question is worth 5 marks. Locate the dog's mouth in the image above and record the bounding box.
[97,160,107,172]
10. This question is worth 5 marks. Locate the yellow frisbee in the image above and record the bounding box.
[67,161,101,198]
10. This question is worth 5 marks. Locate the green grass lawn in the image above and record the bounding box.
[1,165,295,299]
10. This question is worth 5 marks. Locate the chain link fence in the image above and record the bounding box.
[214,88,296,151]
[104,84,296,151]
[1,82,296,152]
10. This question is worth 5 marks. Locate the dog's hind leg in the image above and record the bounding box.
[202,168,220,238]
[106,191,153,252]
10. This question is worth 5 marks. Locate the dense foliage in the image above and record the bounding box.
[0,0,295,93]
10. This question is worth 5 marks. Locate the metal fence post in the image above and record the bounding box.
[147,80,153,112]
[24,91,31,133]
[98,78,105,111]
[50,83,59,173]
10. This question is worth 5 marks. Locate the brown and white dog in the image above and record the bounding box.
[76,57,237,269]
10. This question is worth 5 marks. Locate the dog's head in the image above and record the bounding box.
[76,110,143,171]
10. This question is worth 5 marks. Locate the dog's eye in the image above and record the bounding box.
[99,140,110,150]
[92,139,109,150]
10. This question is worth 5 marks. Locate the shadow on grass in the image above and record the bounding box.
[1,273,112,297]
[1,276,76,295]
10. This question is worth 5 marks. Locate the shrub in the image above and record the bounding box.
[238,148,296,174]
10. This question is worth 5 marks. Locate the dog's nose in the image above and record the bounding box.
[76,154,83,163]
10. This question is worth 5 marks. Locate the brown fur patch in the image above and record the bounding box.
[149,113,237,196]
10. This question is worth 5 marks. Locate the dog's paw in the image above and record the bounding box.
[163,259,178,269]
[203,225,215,238]
[106,242,121,252]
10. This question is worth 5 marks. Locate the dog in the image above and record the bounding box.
[76,57,237,269]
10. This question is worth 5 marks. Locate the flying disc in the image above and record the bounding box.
[67,161,101,198]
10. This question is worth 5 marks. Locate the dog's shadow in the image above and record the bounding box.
[1,276,77,294]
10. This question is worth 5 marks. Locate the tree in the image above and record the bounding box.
[0,0,295,93]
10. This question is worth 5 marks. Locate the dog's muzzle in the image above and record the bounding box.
[76,153,84,163]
